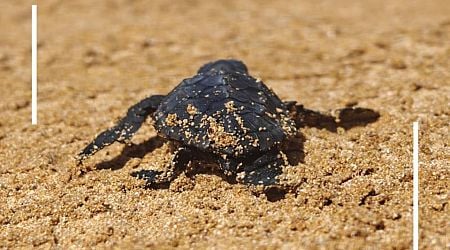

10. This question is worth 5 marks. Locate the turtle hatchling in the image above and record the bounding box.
[78,59,379,189]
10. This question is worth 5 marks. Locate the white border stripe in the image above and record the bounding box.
[413,121,419,250]
[32,5,37,125]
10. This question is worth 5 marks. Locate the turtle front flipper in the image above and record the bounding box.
[77,95,165,164]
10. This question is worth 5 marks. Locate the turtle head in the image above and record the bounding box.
[198,59,248,75]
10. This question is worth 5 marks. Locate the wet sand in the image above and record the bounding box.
[0,0,449,249]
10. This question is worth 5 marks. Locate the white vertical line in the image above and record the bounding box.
[413,121,419,250]
[32,5,37,125]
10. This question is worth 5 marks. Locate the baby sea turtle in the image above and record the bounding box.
[78,59,379,189]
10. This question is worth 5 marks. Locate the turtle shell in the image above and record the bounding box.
[154,71,297,157]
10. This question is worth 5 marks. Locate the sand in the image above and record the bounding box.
[0,0,449,249]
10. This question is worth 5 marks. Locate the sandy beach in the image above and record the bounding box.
[0,0,449,249]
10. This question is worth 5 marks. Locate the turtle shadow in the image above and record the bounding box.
[295,107,380,133]
[95,136,165,171]
[96,107,379,202]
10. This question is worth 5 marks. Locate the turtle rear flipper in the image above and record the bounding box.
[131,147,192,188]
[236,150,287,187]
